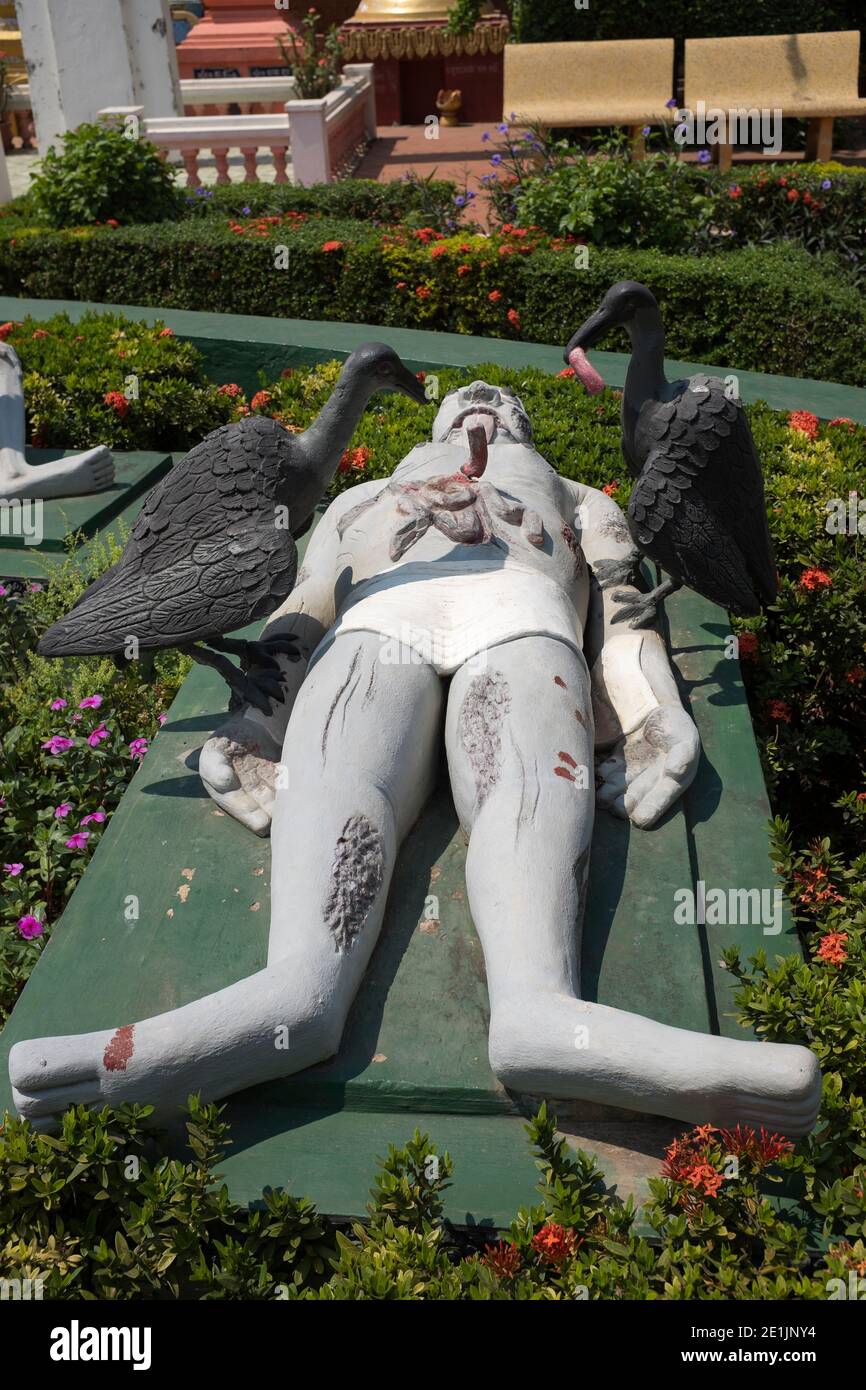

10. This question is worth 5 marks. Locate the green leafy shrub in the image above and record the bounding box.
[3,1099,864,1299]
[3,219,865,385]
[510,0,863,43]
[29,122,180,229]
[0,312,235,452]
[176,173,458,230]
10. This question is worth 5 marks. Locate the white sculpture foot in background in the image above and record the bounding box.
[0,342,114,500]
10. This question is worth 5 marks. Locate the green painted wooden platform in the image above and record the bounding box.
[3,295,866,422]
[0,450,172,580]
[0,540,799,1224]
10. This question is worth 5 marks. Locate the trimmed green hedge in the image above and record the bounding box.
[510,0,864,43]
[3,218,864,385]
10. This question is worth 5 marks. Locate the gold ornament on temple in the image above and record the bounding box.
[349,1,456,21]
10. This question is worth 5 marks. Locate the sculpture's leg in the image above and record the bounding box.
[445,635,821,1136]
[10,633,443,1128]
[0,345,114,498]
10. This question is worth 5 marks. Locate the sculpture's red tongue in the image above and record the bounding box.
[462,424,488,478]
[568,346,605,395]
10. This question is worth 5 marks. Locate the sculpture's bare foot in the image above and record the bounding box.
[1,446,114,501]
[489,995,822,1138]
[198,713,284,836]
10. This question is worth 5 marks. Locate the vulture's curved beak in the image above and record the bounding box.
[396,365,429,405]
[564,304,617,361]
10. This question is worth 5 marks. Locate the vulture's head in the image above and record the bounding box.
[563,281,661,394]
[347,342,429,404]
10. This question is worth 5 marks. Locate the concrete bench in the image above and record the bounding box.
[503,38,675,157]
[684,29,866,169]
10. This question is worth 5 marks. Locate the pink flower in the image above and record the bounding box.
[79,810,106,825]
[50,698,67,711]
[3,863,23,876]
[87,723,110,747]
[129,737,149,761]
[42,735,75,755]
[53,802,73,818]
[157,712,167,726]
[0,585,8,597]
[17,915,43,939]
[79,694,103,709]
[65,831,90,850]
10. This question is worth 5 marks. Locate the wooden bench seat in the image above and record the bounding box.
[685,30,866,168]
[503,38,675,155]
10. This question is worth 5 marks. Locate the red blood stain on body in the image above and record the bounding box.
[103,1024,135,1072]
[575,709,585,727]
[558,751,578,768]
[554,766,576,782]
[554,676,567,689]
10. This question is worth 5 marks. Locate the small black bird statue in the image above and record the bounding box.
[38,343,427,709]
[564,281,778,627]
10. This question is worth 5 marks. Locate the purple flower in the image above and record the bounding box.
[87,723,110,748]
[454,195,466,207]
[491,153,502,166]
[242,205,251,214]
[642,126,651,136]
[42,735,75,755]
[3,863,23,876]
[698,150,712,164]
[50,697,67,711]
[129,737,149,761]
[53,802,72,819]
[496,122,508,134]
[666,97,678,110]
[65,831,90,850]
[481,132,490,142]
[821,178,831,190]
[17,914,43,939]
[80,810,106,825]
[79,694,103,709]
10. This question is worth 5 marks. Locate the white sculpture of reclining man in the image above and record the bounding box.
[10,381,821,1136]
[0,342,113,499]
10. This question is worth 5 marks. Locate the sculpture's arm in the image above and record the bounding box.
[570,481,700,828]
[197,487,373,834]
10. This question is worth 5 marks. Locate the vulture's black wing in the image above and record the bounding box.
[38,520,297,655]
[636,375,777,607]
[627,448,762,614]
[39,417,300,656]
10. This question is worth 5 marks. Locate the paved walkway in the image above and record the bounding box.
[355,122,494,225]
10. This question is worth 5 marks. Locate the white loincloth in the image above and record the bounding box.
[308,560,584,676]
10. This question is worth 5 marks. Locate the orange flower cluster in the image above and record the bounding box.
[103,390,129,418]
[481,1240,522,1279]
[737,631,759,660]
[816,930,848,965]
[793,862,845,912]
[531,1221,577,1264]
[338,445,372,475]
[788,409,819,439]
[765,698,792,723]
[798,567,832,591]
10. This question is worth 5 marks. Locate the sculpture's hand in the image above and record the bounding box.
[198,714,284,836]
[596,705,700,829]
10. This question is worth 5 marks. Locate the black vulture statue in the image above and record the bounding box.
[564,281,778,627]
[38,343,427,709]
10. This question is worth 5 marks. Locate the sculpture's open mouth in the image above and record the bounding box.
[450,406,501,444]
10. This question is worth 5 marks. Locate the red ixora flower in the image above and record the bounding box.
[798,567,832,591]
[0,321,15,340]
[765,698,792,723]
[429,244,447,259]
[103,390,129,417]
[788,409,819,439]
[816,930,848,965]
[787,188,800,201]
[481,1240,522,1279]
[250,390,272,412]
[737,631,759,659]
[321,240,343,252]
[718,1124,794,1166]
[558,366,576,378]
[507,308,521,329]
[159,327,174,337]
[488,289,503,303]
[217,382,242,397]
[793,862,844,911]
[602,481,619,497]
[457,263,471,276]
[846,665,866,684]
[531,1221,577,1264]
[828,417,856,431]
[338,445,372,475]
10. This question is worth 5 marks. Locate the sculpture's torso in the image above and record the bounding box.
[313,440,591,675]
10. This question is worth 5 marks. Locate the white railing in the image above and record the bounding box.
[97,65,375,188]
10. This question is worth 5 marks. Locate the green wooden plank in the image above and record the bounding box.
[1,296,864,421]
